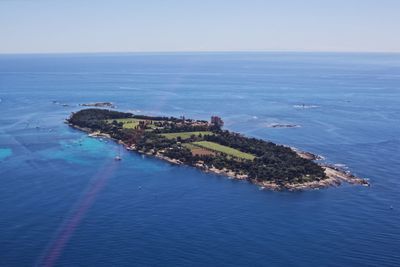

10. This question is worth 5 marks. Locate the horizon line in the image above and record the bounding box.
[1,49,400,56]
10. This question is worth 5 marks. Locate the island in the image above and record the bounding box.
[79,102,115,108]
[265,123,301,128]
[67,108,369,191]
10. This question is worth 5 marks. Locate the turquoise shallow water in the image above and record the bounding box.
[0,52,399,266]
[0,148,12,160]
[39,137,114,165]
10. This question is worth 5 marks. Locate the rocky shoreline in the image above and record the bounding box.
[68,122,370,191]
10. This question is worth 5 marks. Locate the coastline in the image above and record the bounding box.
[67,122,370,191]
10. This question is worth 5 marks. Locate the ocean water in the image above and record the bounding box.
[0,52,399,267]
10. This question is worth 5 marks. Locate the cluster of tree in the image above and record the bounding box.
[68,109,132,129]
[135,132,176,152]
[203,131,282,156]
[69,109,326,184]
[163,145,194,162]
[153,124,210,133]
[160,147,324,184]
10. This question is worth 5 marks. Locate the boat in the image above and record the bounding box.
[115,147,122,161]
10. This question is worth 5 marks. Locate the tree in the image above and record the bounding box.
[211,116,224,129]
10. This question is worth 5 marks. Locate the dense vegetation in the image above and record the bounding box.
[68,108,326,185]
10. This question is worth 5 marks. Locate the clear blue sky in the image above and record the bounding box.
[1,0,399,53]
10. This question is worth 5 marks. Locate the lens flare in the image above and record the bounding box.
[37,161,117,267]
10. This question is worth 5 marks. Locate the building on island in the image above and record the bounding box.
[211,116,224,128]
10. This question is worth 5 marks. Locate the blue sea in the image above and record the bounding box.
[0,52,399,267]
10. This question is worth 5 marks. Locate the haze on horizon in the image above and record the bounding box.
[1,0,399,54]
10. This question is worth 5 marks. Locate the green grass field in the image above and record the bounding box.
[106,118,156,129]
[191,141,255,160]
[182,143,197,150]
[161,131,214,140]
